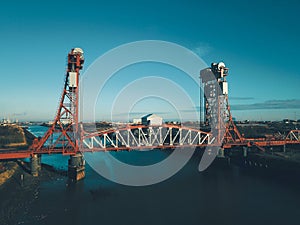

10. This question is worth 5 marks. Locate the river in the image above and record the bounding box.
[4,126,300,225]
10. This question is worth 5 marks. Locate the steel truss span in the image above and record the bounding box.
[82,124,215,151]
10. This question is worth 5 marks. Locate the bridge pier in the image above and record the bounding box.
[68,153,85,181]
[243,147,248,157]
[31,154,41,177]
[217,148,225,158]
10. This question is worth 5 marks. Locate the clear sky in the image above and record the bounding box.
[0,0,299,122]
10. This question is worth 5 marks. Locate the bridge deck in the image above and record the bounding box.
[0,126,299,160]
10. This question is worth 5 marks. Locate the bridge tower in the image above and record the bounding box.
[30,48,85,180]
[200,62,243,156]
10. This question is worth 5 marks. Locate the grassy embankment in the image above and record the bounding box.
[0,161,19,186]
[0,124,34,186]
[0,124,27,148]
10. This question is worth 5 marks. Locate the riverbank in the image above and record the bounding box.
[0,161,19,186]
[0,161,66,225]
[0,124,28,148]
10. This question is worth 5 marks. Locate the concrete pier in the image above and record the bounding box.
[217,148,225,158]
[243,147,248,157]
[68,153,85,181]
[31,154,41,177]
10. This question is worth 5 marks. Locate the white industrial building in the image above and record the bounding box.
[133,118,142,124]
[141,114,163,126]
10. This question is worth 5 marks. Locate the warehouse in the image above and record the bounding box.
[141,114,163,126]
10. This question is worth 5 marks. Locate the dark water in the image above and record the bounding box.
[11,126,300,225]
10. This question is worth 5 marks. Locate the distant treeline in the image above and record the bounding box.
[237,122,297,138]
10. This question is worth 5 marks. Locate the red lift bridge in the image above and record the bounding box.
[0,48,299,178]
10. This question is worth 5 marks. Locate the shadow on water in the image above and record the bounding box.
[7,149,300,225]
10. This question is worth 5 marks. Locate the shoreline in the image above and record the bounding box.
[0,161,38,225]
[0,161,19,187]
[0,161,66,225]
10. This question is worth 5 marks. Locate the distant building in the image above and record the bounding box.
[59,118,71,125]
[1,118,11,124]
[133,118,142,124]
[141,114,163,126]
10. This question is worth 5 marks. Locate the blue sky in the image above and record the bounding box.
[0,0,299,121]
